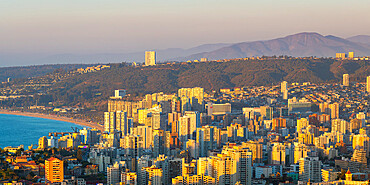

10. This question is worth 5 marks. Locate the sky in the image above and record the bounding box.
[1,0,370,66]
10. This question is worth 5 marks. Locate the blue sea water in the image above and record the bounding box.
[0,114,84,148]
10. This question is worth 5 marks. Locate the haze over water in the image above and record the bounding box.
[0,114,84,148]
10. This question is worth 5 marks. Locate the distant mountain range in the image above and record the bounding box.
[346,35,370,45]
[38,32,370,63]
[1,32,370,66]
[176,32,370,61]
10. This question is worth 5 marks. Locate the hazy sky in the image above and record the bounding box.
[1,0,370,65]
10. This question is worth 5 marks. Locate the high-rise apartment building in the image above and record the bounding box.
[153,155,170,184]
[145,51,156,66]
[281,81,288,99]
[299,157,322,182]
[211,154,237,185]
[272,118,286,131]
[196,126,216,158]
[321,168,340,182]
[45,157,64,183]
[152,129,165,157]
[172,174,215,185]
[271,143,286,165]
[343,74,349,86]
[297,118,309,133]
[351,149,367,169]
[131,125,152,149]
[121,170,137,185]
[184,111,200,139]
[260,106,273,120]
[242,141,263,163]
[331,119,349,134]
[336,53,346,59]
[107,163,121,185]
[330,103,340,119]
[104,111,116,133]
[107,99,143,120]
[319,102,330,114]
[116,111,129,135]
[104,111,130,135]
[283,90,288,100]
[38,136,48,150]
[169,112,181,133]
[207,103,232,116]
[221,146,253,185]
[367,76,370,92]
[121,134,143,159]
[294,143,310,164]
[281,81,288,93]
[197,157,210,176]
[114,89,126,98]
[352,134,370,155]
[141,165,163,185]
[348,52,354,59]
[179,115,191,144]
[200,58,208,62]
[178,87,204,112]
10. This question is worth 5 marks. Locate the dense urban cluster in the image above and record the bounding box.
[1,72,369,185]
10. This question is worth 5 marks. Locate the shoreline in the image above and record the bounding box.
[0,110,103,131]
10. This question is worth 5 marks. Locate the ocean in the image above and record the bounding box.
[0,114,85,148]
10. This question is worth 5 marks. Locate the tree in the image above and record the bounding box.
[15,148,23,156]
[77,149,83,161]
[337,169,346,180]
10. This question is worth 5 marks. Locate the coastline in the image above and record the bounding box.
[0,110,103,131]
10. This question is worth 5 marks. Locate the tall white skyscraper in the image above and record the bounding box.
[145,51,156,66]
[104,112,116,133]
[343,74,349,86]
[116,111,129,135]
[281,81,288,99]
[281,81,288,92]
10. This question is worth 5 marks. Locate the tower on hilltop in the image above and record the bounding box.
[145,51,156,66]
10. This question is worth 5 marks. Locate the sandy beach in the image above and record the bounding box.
[0,110,103,131]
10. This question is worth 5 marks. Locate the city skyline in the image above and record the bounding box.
[0,1,369,184]
[0,59,369,184]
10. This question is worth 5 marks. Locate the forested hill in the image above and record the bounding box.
[47,58,369,108]
[0,64,92,82]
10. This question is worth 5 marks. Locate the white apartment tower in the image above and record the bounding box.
[281,81,288,93]
[343,74,349,87]
[145,51,156,66]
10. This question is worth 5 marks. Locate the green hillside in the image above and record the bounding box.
[46,58,369,109]
[2,58,369,112]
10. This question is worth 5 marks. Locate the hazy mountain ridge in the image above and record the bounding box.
[178,32,370,61]
[347,35,370,45]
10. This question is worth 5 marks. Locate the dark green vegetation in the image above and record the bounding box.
[0,64,91,82]
[1,58,369,112]
[47,58,368,108]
